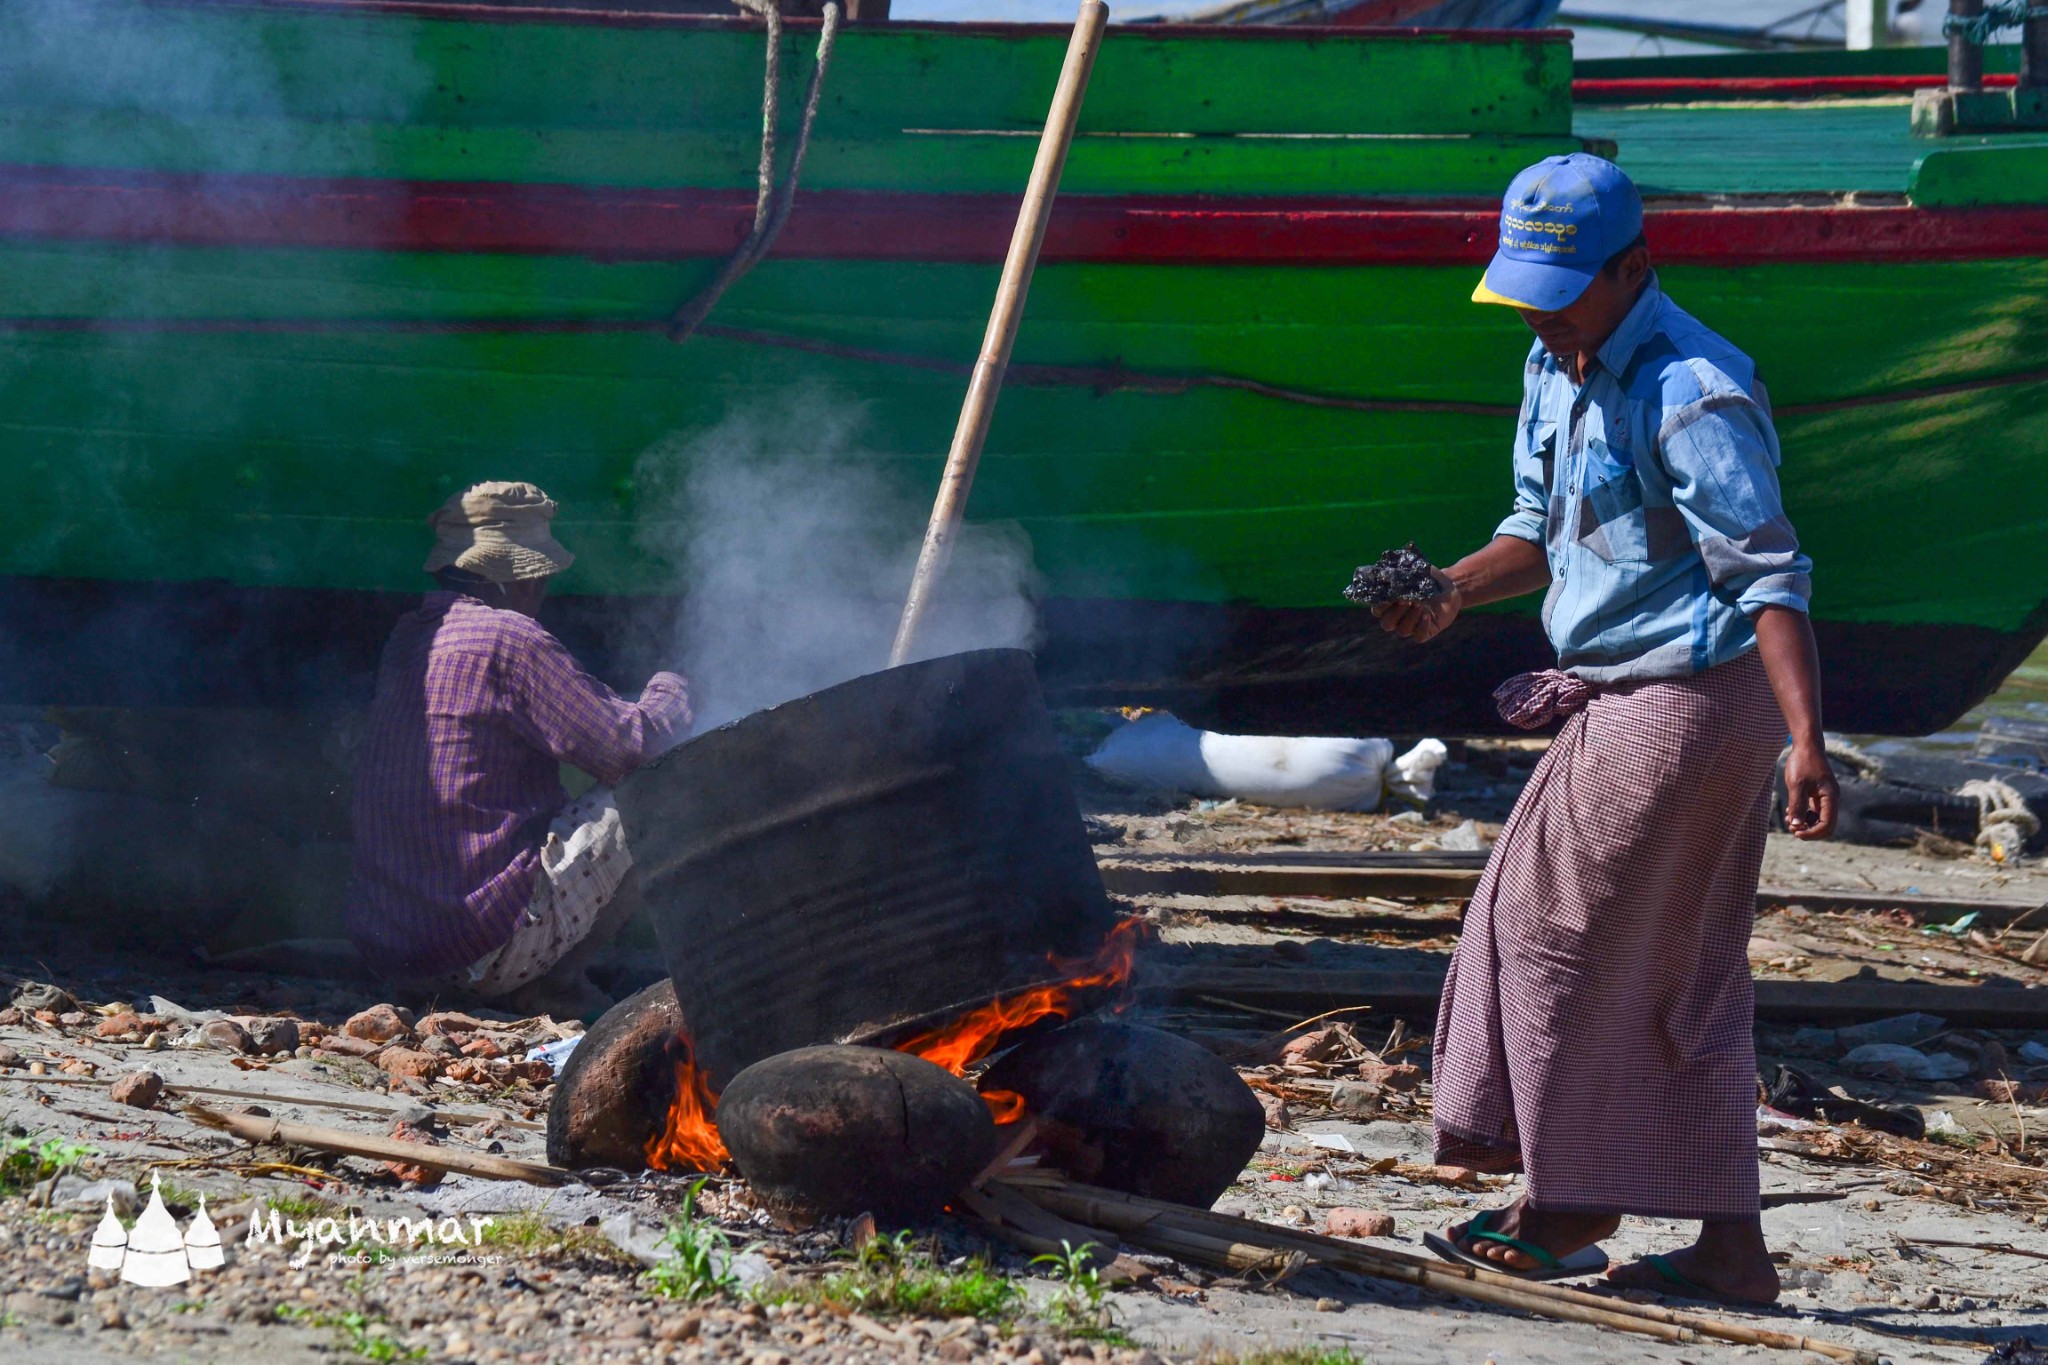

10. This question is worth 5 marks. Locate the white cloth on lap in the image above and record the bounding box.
[458,787,633,998]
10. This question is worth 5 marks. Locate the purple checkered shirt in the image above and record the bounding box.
[347,592,690,976]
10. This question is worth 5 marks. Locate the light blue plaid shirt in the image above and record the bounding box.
[1496,273,1811,683]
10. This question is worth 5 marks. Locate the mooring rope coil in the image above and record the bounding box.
[1944,0,2048,45]
[667,0,843,343]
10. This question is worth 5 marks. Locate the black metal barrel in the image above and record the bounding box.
[616,649,1118,1092]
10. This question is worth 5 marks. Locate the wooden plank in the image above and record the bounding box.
[1754,888,2048,929]
[1138,965,2048,1026]
[1912,144,2048,209]
[1099,860,1481,901]
[1101,853,2047,929]
[0,6,1572,138]
[0,112,1582,197]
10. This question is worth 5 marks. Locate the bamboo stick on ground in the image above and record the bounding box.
[1009,1178,1876,1364]
[186,1103,571,1185]
[1,1072,544,1130]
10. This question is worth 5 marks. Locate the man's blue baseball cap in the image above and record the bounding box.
[1473,153,1643,312]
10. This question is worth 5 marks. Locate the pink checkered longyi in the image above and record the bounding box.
[1432,647,1785,1221]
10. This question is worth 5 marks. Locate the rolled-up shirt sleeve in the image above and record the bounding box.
[501,623,694,784]
[1656,360,1812,615]
[1495,354,1549,546]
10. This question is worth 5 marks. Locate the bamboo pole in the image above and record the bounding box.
[887,0,1108,668]
[0,1072,543,1131]
[1009,1179,1877,1364]
[186,1104,571,1186]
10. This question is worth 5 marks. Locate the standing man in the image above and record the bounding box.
[1376,155,1837,1304]
[348,481,692,1019]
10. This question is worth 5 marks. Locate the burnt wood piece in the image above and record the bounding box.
[619,649,1118,1092]
[545,980,682,1170]
[980,1019,1263,1209]
[715,1045,996,1227]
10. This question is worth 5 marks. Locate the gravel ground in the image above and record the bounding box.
[7,739,2048,1364]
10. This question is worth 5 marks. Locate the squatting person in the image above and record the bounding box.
[1374,153,1839,1305]
[347,481,692,1019]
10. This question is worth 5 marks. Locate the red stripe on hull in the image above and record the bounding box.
[1,165,2043,265]
[1574,74,2018,102]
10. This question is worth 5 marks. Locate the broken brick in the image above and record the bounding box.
[344,1003,416,1044]
[1325,1208,1395,1239]
[109,1071,164,1110]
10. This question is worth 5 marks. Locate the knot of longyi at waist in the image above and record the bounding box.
[1493,670,1595,729]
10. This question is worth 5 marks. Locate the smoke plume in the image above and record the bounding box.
[634,393,1041,729]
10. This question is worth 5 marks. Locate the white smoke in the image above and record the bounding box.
[634,393,1041,730]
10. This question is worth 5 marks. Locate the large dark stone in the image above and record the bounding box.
[716,1046,995,1227]
[980,1019,1264,1208]
[545,980,682,1170]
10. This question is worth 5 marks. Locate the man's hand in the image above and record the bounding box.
[1372,570,1462,643]
[1781,740,1838,840]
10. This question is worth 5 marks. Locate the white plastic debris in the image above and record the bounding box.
[1304,1132,1357,1154]
[1440,820,1491,853]
[526,1036,582,1074]
[1926,1110,1965,1136]
[1384,739,1450,808]
[1841,1043,1970,1082]
[1085,713,1397,811]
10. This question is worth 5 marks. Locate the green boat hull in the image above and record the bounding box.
[1,2,2043,732]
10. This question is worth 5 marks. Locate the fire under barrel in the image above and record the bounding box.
[616,648,1120,1092]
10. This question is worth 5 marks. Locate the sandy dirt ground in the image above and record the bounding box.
[4,738,2048,1364]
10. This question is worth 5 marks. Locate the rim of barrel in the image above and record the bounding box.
[636,647,1043,774]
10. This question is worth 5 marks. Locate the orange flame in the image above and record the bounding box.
[642,917,1148,1166]
[644,1031,730,1173]
[894,916,1147,1123]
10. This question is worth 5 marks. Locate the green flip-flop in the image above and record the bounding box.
[1424,1209,1610,1282]
[1629,1254,1776,1308]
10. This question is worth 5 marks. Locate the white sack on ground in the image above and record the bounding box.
[1085,713,1396,811]
[1385,738,1450,808]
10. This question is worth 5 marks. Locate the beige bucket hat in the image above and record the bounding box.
[423,481,575,583]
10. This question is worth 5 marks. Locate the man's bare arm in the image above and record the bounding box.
[1373,535,1550,643]
[1753,605,1837,840]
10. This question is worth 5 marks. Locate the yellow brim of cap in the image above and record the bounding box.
[1471,276,1539,308]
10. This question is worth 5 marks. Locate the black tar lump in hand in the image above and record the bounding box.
[1343,542,1447,606]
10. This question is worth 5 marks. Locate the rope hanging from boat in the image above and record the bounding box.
[667,0,842,343]
[1943,0,2048,45]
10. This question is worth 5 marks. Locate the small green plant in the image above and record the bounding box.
[274,1305,425,1362]
[474,1209,629,1262]
[644,1179,741,1302]
[1033,1240,1122,1340]
[764,1230,1022,1322]
[265,1192,340,1222]
[1218,1349,1371,1365]
[761,1227,1024,1326]
[0,1134,98,1193]
[1033,1240,1106,1314]
[336,1311,425,1363]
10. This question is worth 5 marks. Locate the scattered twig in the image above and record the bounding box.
[1894,1236,2048,1263]
[1278,1005,1375,1033]
[184,1103,570,1186]
[1193,994,1305,1022]
[1004,1177,1877,1363]
[0,1071,544,1130]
